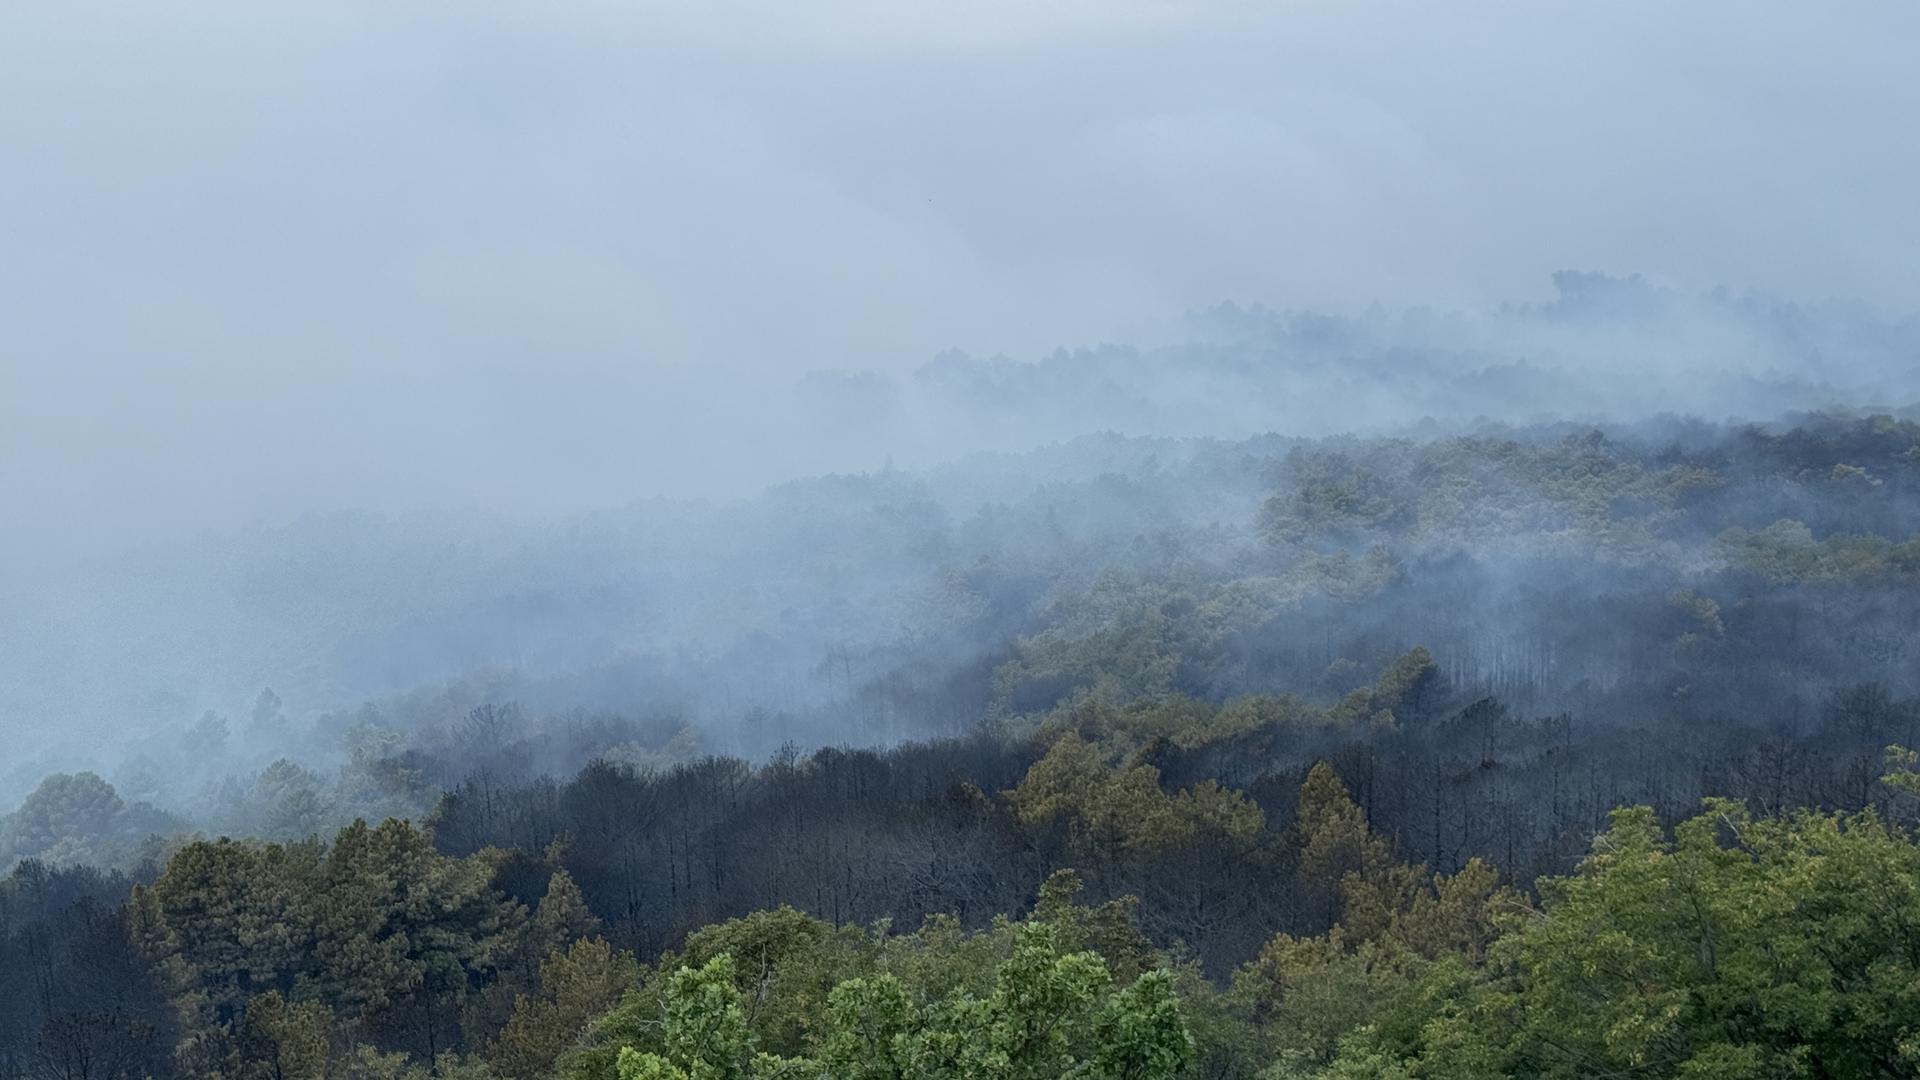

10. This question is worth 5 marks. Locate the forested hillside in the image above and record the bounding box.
[14,405,1920,814]
[10,409,1920,1077]
[11,275,1920,797]
[10,0,1919,1072]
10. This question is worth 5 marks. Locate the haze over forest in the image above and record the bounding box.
[6,3,1920,1079]
[8,276,1920,798]
[6,1,1918,559]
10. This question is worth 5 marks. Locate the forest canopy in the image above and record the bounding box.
[9,406,1920,1077]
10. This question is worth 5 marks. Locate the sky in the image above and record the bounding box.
[2,0,1917,565]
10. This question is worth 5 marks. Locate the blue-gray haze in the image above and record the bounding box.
[2,1,1918,798]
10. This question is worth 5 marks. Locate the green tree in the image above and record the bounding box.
[133,818,527,1066]
[533,868,603,955]
[609,924,1191,1080]
[1330,799,1920,1077]
[615,955,754,1080]
[1292,763,1395,927]
[232,991,330,1080]
[489,938,637,1080]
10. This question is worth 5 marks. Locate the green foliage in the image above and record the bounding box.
[1257,432,1726,564]
[1718,519,1920,585]
[1030,870,1159,984]
[674,906,860,1057]
[1507,802,1920,1075]
[247,759,338,842]
[1291,763,1395,922]
[0,770,178,870]
[988,561,1404,723]
[611,924,1192,1080]
[534,868,604,955]
[307,819,523,1019]
[1359,646,1442,727]
[1227,765,1527,1077]
[1262,464,1407,547]
[616,955,754,1080]
[334,1044,497,1080]
[489,937,637,1080]
[1008,733,1265,860]
[1324,799,1920,1078]
[231,991,330,1080]
[336,719,439,823]
[131,818,527,1065]
[1884,744,1920,799]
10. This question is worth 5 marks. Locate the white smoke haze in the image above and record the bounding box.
[3,1,1920,800]
[5,1,1917,561]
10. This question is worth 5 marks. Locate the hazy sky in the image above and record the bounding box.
[3,0,1917,563]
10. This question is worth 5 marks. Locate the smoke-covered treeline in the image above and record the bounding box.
[9,274,1920,791]
[10,380,1920,828]
[10,654,1920,1076]
[12,355,1920,1076]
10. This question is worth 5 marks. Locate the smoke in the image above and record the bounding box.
[4,274,1919,797]
[5,1,1919,568]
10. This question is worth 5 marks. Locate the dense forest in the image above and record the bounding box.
[9,0,1919,1072]
[11,274,1920,800]
[10,407,1920,1076]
